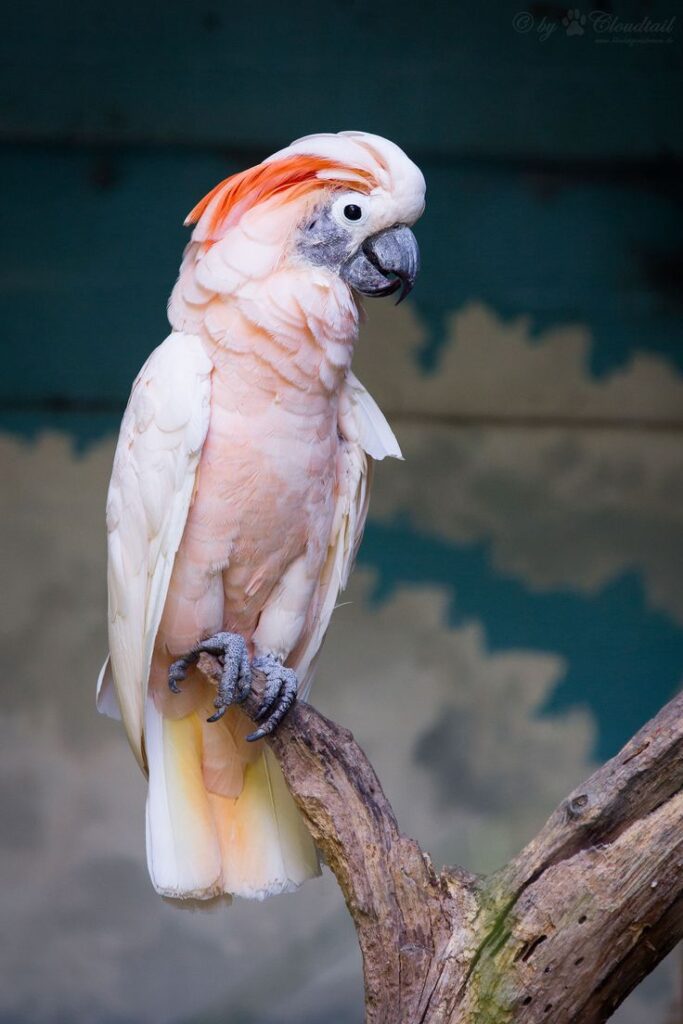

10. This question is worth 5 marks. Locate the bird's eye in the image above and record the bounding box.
[331,194,368,228]
[343,204,363,222]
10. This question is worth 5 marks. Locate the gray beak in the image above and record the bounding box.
[340,224,420,304]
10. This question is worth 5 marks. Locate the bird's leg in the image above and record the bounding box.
[246,653,298,743]
[168,631,251,723]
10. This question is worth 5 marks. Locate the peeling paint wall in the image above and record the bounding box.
[1,2,681,1021]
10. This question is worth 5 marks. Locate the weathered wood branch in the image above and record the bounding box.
[199,655,683,1023]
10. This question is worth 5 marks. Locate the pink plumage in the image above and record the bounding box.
[97,131,425,901]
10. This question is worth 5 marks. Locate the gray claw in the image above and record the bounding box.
[168,653,197,694]
[168,632,251,722]
[247,655,298,742]
[253,660,285,721]
[207,632,251,723]
[206,704,228,724]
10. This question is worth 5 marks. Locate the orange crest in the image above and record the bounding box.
[185,154,377,241]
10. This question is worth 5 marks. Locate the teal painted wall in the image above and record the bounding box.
[1,2,681,1022]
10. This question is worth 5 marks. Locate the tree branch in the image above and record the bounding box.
[199,655,683,1022]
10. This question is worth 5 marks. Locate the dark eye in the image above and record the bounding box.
[343,204,363,222]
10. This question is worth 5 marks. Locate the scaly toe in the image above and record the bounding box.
[246,660,298,742]
[252,656,286,722]
[168,653,197,694]
[203,632,251,724]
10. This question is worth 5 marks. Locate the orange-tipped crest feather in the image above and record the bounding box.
[185,155,377,240]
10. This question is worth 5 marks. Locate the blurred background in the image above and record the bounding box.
[1,1,682,1021]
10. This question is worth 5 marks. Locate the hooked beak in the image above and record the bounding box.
[340,224,420,304]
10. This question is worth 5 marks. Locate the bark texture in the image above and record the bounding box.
[199,655,683,1023]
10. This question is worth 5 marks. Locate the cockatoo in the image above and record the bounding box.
[97,131,425,902]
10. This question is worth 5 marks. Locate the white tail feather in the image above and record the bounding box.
[144,699,319,901]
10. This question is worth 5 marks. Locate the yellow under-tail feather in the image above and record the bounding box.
[145,699,319,901]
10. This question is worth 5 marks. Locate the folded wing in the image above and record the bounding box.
[291,372,402,696]
[98,332,213,768]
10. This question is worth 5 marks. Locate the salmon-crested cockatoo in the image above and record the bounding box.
[97,131,425,902]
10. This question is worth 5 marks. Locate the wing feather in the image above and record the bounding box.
[292,375,400,696]
[100,332,212,768]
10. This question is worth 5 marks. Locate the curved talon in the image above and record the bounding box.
[247,655,298,742]
[206,704,227,724]
[207,633,251,723]
[168,632,251,722]
[168,672,183,695]
[168,653,197,694]
[252,658,285,722]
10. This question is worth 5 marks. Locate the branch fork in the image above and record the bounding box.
[198,653,683,1023]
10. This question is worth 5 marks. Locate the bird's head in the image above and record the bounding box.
[184,131,425,305]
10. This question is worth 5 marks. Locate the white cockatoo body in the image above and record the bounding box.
[97,131,425,901]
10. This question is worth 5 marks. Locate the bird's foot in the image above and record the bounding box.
[168,631,251,723]
[246,654,298,743]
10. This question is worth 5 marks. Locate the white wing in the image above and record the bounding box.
[97,332,212,768]
[291,373,401,696]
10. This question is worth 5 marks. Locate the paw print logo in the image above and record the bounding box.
[563,8,587,35]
